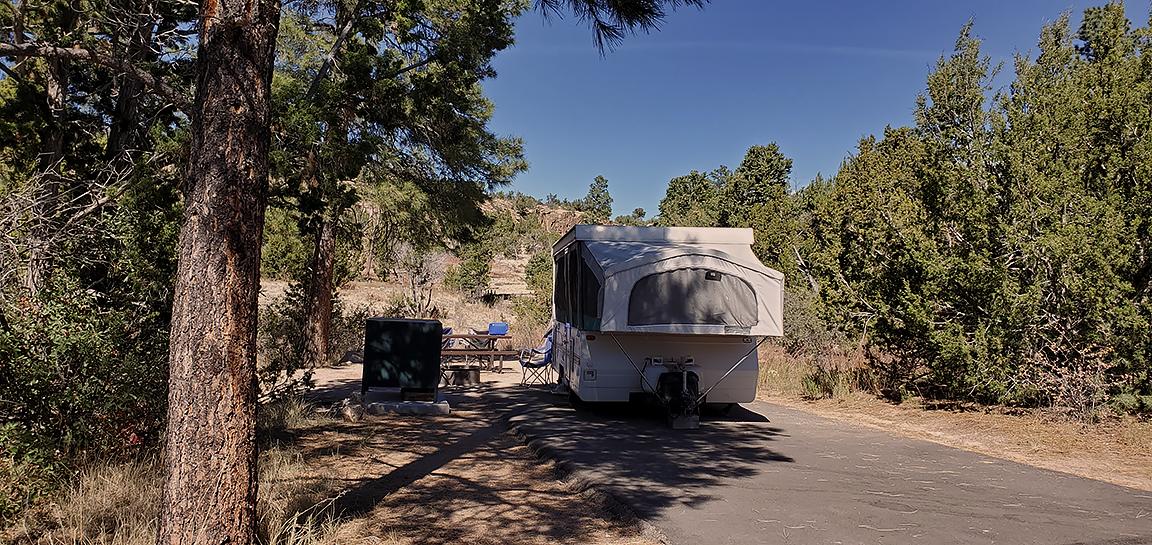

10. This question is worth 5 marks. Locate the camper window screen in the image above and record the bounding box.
[628,268,758,327]
[553,249,571,323]
[577,255,602,330]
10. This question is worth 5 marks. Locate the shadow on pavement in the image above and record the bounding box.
[511,391,794,519]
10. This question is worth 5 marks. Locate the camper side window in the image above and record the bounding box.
[577,257,602,330]
[627,268,758,327]
[553,250,571,323]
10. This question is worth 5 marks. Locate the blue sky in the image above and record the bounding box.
[481,1,1151,217]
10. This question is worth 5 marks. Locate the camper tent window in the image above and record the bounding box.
[554,248,573,323]
[577,257,602,330]
[627,268,758,327]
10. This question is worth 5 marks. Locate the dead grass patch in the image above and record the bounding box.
[7,399,343,545]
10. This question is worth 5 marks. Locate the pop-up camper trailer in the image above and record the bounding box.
[551,225,784,427]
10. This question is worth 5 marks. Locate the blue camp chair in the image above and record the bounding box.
[441,327,454,349]
[519,333,554,386]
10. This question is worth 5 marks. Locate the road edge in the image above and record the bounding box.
[507,413,672,545]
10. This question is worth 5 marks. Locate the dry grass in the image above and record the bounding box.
[293,415,655,545]
[757,344,817,398]
[24,458,162,545]
[8,399,342,545]
[7,390,653,545]
[757,343,869,399]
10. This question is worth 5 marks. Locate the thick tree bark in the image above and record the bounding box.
[303,214,337,368]
[158,0,280,543]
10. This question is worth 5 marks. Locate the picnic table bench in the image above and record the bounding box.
[440,348,519,373]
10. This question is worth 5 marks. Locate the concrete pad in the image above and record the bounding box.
[363,400,451,416]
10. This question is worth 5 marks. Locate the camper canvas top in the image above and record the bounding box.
[554,225,754,252]
[551,225,785,336]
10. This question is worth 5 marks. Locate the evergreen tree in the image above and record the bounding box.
[721,144,797,276]
[580,175,614,223]
[656,169,724,227]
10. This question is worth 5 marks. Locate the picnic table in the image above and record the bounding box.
[441,333,517,374]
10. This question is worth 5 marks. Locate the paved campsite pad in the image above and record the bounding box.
[511,400,1152,545]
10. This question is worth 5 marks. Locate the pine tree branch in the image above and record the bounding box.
[302,0,367,102]
[0,42,189,108]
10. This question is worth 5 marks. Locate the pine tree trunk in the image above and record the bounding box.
[158,0,280,542]
[24,5,75,297]
[105,0,155,161]
[303,214,337,368]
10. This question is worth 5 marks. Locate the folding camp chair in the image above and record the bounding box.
[519,333,553,386]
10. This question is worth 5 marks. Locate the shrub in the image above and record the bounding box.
[443,244,491,301]
[0,279,168,518]
[257,285,370,400]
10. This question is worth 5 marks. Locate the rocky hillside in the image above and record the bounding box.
[482,196,583,296]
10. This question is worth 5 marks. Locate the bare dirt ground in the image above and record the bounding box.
[761,392,1152,492]
[301,364,656,545]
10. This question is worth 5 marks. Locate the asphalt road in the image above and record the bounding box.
[508,397,1152,545]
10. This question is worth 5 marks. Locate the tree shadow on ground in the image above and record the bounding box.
[287,379,652,544]
[504,388,794,518]
[294,375,794,543]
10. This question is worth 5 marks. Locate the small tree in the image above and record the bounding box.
[392,244,449,318]
[656,168,725,227]
[580,175,613,223]
[612,207,647,226]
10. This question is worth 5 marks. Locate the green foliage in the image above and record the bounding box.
[650,6,1152,414]
[0,277,170,515]
[257,284,371,398]
[656,169,725,227]
[261,206,311,280]
[268,0,528,290]
[720,144,799,277]
[483,207,553,258]
[524,250,553,297]
[443,244,493,300]
[797,9,1152,409]
[612,207,648,226]
[578,175,614,224]
[511,248,554,326]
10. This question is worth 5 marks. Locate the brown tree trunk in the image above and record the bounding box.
[105,0,155,161]
[24,1,77,297]
[303,214,337,368]
[158,0,280,542]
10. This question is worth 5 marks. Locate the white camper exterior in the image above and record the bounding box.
[552,225,784,405]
